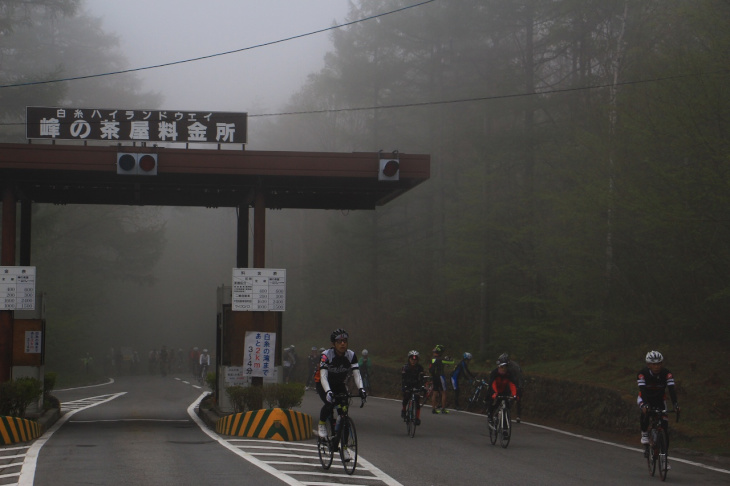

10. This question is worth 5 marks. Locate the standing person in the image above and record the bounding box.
[148,349,157,375]
[498,352,525,422]
[189,347,200,377]
[485,355,518,426]
[283,345,297,384]
[199,348,211,383]
[637,351,679,448]
[359,349,372,395]
[401,350,425,424]
[306,346,319,390]
[450,352,476,410]
[159,345,169,377]
[315,328,367,448]
[429,345,452,414]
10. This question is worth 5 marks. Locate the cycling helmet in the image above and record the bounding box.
[408,350,420,358]
[497,355,509,366]
[311,346,317,351]
[498,352,510,363]
[463,352,473,360]
[362,349,369,356]
[330,328,349,342]
[203,349,208,353]
[433,344,445,353]
[645,350,664,364]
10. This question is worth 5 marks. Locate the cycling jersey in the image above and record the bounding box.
[315,348,363,392]
[488,367,517,397]
[402,362,425,390]
[637,367,677,406]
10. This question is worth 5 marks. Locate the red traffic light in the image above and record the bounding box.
[117,153,158,175]
[379,158,400,181]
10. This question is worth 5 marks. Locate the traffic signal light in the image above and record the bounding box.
[378,150,399,181]
[117,153,158,175]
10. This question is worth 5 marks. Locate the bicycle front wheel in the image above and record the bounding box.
[317,422,333,470]
[500,406,512,448]
[341,417,358,475]
[409,398,417,438]
[489,410,498,445]
[405,400,413,437]
[648,429,658,476]
[656,428,669,481]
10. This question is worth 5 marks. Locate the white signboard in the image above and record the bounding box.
[225,366,278,386]
[243,331,276,378]
[0,266,36,310]
[232,268,286,311]
[25,331,42,354]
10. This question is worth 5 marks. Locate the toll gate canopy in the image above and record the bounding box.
[0,143,430,209]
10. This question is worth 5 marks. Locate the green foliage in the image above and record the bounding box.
[204,372,216,391]
[225,383,305,413]
[0,378,43,418]
[271,0,730,362]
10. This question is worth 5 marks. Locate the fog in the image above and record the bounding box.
[66,1,350,363]
[86,0,349,114]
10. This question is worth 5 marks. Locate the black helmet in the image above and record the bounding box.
[433,344,445,353]
[330,328,349,342]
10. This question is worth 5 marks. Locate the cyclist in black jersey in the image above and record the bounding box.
[314,328,367,439]
[401,350,426,424]
[637,350,679,447]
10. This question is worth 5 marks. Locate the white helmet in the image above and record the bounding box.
[362,349,369,356]
[203,349,208,353]
[645,350,663,363]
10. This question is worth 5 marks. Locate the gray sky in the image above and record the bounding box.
[85,0,350,114]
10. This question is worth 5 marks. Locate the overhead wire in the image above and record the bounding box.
[0,0,436,89]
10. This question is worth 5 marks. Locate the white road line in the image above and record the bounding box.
[187,393,403,486]
[378,395,730,476]
[18,392,126,486]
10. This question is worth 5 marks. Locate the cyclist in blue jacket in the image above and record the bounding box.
[450,352,476,409]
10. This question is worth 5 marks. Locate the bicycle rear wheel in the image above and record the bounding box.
[341,417,358,475]
[656,428,669,481]
[317,422,333,470]
[500,406,511,448]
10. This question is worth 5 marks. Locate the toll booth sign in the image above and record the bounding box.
[0,267,36,310]
[232,268,286,311]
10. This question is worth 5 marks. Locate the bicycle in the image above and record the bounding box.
[466,378,489,413]
[644,406,679,481]
[198,363,209,386]
[488,396,515,448]
[317,393,365,475]
[421,376,433,405]
[404,386,423,438]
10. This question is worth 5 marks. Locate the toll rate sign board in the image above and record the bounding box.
[232,268,286,311]
[0,267,36,310]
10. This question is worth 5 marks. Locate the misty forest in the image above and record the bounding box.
[1,0,729,376]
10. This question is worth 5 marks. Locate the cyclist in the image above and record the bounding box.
[401,350,426,424]
[485,355,518,426]
[498,352,525,422]
[198,348,211,383]
[450,352,476,410]
[637,350,679,448]
[428,345,453,414]
[359,349,372,394]
[315,328,367,444]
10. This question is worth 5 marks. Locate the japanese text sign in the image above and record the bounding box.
[244,331,276,378]
[26,106,247,144]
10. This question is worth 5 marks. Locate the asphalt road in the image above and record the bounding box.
[13,374,728,485]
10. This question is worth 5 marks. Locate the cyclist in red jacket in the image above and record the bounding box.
[485,355,518,426]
